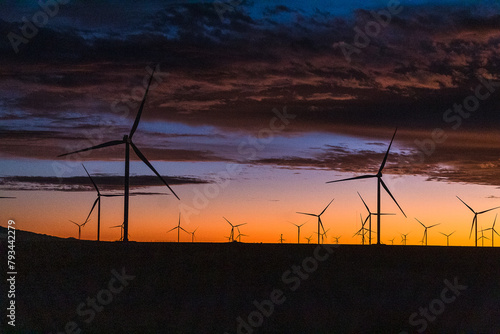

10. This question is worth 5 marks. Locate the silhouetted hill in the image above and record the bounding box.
[0,230,499,333]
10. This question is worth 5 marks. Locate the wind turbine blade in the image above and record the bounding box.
[377,213,396,216]
[69,220,78,226]
[450,231,455,236]
[326,174,377,184]
[456,196,475,213]
[129,64,157,139]
[380,179,406,217]
[493,214,497,228]
[234,223,247,227]
[58,140,123,157]
[130,141,180,200]
[319,198,334,216]
[439,232,446,236]
[298,222,307,227]
[179,227,189,233]
[102,194,124,197]
[296,212,318,217]
[469,216,476,239]
[478,205,500,214]
[415,218,425,228]
[223,217,233,227]
[357,192,370,213]
[110,225,122,228]
[378,128,397,174]
[167,226,178,233]
[85,197,99,223]
[82,164,99,193]
[428,223,440,228]
[363,215,369,227]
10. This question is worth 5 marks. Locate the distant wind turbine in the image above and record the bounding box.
[439,231,455,246]
[457,196,500,247]
[415,218,440,246]
[58,65,180,242]
[478,227,489,247]
[236,233,248,242]
[401,232,409,245]
[290,221,307,244]
[110,222,129,241]
[82,164,123,241]
[305,235,313,244]
[224,217,246,242]
[389,237,395,245]
[332,236,341,244]
[327,129,406,244]
[279,234,285,244]
[483,214,499,247]
[69,219,89,240]
[357,192,395,244]
[354,214,368,245]
[297,198,334,244]
[167,213,189,242]
[190,227,199,243]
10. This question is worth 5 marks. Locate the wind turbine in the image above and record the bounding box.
[290,221,307,244]
[327,129,406,244]
[478,227,489,247]
[439,231,455,246]
[110,222,129,241]
[332,236,341,244]
[190,227,199,243]
[357,192,395,244]
[223,217,246,242]
[315,228,330,244]
[82,164,123,241]
[415,218,440,246]
[305,235,313,244]
[57,65,179,242]
[297,198,334,244]
[279,234,285,244]
[456,196,500,247]
[389,237,395,245]
[69,219,89,240]
[236,233,248,242]
[483,214,499,247]
[167,213,189,242]
[401,232,409,245]
[353,214,368,245]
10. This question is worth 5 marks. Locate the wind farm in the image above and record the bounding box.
[2,0,500,332]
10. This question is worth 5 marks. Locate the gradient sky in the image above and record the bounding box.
[1,0,500,245]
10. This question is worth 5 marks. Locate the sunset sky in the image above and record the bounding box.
[1,0,500,245]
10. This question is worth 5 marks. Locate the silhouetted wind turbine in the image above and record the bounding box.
[354,214,368,245]
[316,228,330,244]
[483,214,499,247]
[457,196,500,247]
[297,198,334,244]
[478,227,489,247]
[279,234,285,244]
[290,221,307,244]
[167,213,188,242]
[439,231,455,246]
[82,164,123,241]
[401,232,409,245]
[357,192,395,244]
[236,233,248,242]
[69,219,89,240]
[305,235,313,244]
[110,222,129,241]
[333,235,341,244]
[190,227,199,243]
[57,65,179,242]
[389,237,395,245]
[415,218,440,246]
[224,217,246,242]
[327,129,406,244]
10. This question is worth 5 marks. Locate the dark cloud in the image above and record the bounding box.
[0,175,209,192]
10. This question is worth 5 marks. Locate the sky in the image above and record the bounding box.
[1,0,500,245]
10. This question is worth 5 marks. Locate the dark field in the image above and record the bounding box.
[1,226,499,333]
